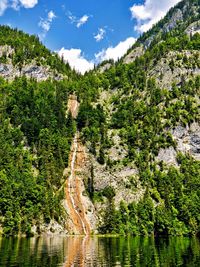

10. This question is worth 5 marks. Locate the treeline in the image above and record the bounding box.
[99,155,200,236]
[0,0,200,236]
[0,25,77,76]
[77,22,200,235]
[0,77,75,235]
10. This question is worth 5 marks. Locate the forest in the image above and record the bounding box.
[0,0,200,236]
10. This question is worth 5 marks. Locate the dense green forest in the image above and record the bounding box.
[0,0,200,236]
[0,77,76,235]
[79,32,200,236]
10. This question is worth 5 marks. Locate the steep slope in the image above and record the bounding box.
[64,133,91,235]
[124,0,200,63]
[0,25,77,81]
[0,27,79,234]
[0,0,200,237]
[75,0,200,235]
[64,97,92,235]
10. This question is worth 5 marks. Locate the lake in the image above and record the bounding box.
[0,236,200,266]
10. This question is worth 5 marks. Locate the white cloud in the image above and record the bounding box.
[68,12,90,28]
[0,0,8,16]
[58,48,94,74]
[38,10,56,38]
[48,10,56,21]
[19,0,38,8]
[39,21,49,32]
[68,14,76,24]
[95,37,136,62]
[94,28,106,42]
[76,15,89,28]
[58,37,136,74]
[0,0,38,16]
[11,0,20,10]
[130,0,180,32]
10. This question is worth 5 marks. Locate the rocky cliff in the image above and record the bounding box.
[74,0,200,235]
[0,0,200,236]
[0,45,62,81]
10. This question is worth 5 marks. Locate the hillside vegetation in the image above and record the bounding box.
[0,0,200,236]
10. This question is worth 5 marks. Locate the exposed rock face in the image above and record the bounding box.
[0,63,62,81]
[156,123,200,167]
[124,0,199,58]
[143,35,155,49]
[185,20,200,36]
[99,63,112,73]
[72,136,146,230]
[156,147,178,166]
[191,134,200,154]
[31,220,68,236]
[172,123,200,160]
[64,134,93,235]
[148,50,200,89]
[0,45,14,57]
[63,96,96,234]
[22,65,61,81]
[67,95,80,119]
[108,130,128,161]
[91,157,145,207]
[64,134,96,235]
[172,125,188,139]
[123,46,144,64]
[75,145,98,233]
[163,9,183,33]
[0,45,62,81]
[141,7,183,49]
[0,64,17,78]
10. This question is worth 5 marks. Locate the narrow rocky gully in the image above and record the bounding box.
[64,95,91,235]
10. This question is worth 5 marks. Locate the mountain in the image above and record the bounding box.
[0,25,78,81]
[0,0,200,236]
[124,0,200,62]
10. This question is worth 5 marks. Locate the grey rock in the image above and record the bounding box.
[0,62,62,81]
[0,45,63,81]
[22,65,50,80]
[0,45,14,58]
[156,146,177,166]
[123,46,144,64]
[185,20,200,36]
[172,126,188,139]
[163,9,183,33]
[172,123,200,161]
[148,50,200,89]
[190,134,200,154]
[91,155,144,207]
[31,220,68,236]
[157,123,200,166]
[108,130,128,161]
[99,63,112,73]
[0,64,20,78]
[190,122,200,133]
[0,64,10,73]
[144,35,155,49]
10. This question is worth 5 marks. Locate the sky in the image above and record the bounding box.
[0,0,181,73]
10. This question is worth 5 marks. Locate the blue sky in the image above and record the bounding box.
[0,0,180,73]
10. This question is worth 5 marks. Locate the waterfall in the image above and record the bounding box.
[67,133,88,235]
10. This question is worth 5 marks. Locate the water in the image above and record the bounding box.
[0,236,200,267]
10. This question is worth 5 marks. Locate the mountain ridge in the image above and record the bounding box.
[0,0,200,236]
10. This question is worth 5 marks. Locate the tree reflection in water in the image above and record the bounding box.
[0,236,200,266]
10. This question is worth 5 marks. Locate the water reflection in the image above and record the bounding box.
[0,235,200,267]
[62,236,91,267]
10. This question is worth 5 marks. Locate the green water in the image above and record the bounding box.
[0,236,200,266]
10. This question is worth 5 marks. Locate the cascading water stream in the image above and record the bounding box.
[65,95,90,235]
[67,133,88,235]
